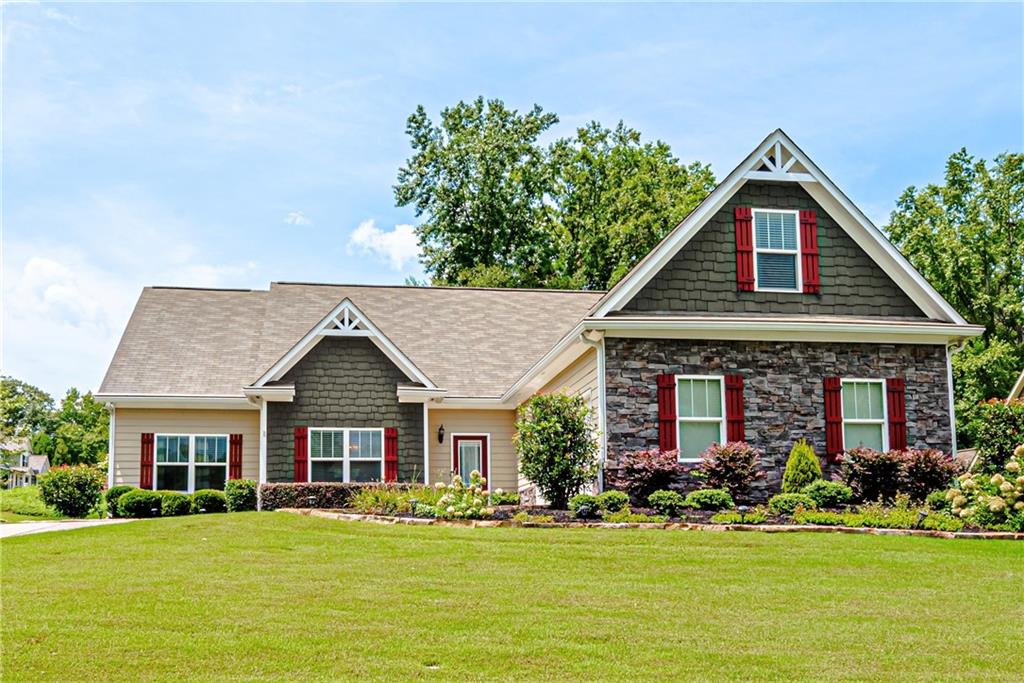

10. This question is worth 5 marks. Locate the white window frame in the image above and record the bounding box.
[752,208,803,293]
[153,433,229,493]
[675,375,727,463]
[840,378,889,451]
[307,427,385,483]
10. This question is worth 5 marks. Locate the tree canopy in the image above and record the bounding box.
[886,150,1024,445]
[395,98,716,290]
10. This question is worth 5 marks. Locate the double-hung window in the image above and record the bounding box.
[841,380,887,451]
[753,209,801,291]
[309,428,384,483]
[155,434,228,492]
[676,377,726,462]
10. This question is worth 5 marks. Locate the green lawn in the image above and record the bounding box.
[2,513,1020,681]
[0,485,61,522]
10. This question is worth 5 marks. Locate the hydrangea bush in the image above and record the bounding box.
[421,471,495,520]
[946,447,1024,531]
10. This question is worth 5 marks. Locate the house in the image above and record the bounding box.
[96,130,984,500]
[3,439,50,488]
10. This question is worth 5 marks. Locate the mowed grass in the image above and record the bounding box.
[0,485,61,522]
[2,513,1021,681]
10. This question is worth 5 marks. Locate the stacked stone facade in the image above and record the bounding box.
[604,338,952,500]
[266,336,424,483]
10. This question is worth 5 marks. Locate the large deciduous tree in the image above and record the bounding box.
[886,150,1023,445]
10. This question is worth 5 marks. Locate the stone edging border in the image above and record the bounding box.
[279,509,1024,541]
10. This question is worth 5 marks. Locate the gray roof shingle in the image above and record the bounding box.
[99,283,604,398]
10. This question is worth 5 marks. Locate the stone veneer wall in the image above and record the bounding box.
[604,338,952,500]
[266,336,424,483]
[622,180,926,318]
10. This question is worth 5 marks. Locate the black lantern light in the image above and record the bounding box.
[437,424,445,444]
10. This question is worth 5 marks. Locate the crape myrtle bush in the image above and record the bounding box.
[225,479,257,512]
[258,482,417,511]
[841,447,963,502]
[608,448,684,502]
[105,485,135,518]
[973,400,1024,474]
[695,442,764,499]
[36,465,105,518]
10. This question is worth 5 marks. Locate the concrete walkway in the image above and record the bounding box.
[0,518,134,539]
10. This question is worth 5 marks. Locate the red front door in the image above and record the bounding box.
[451,435,488,485]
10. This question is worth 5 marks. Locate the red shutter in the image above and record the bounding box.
[800,210,821,294]
[725,375,745,442]
[735,207,755,292]
[229,433,243,480]
[824,377,844,458]
[294,427,308,482]
[140,432,154,490]
[886,378,907,451]
[384,427,398,482]
[657,374,678,452]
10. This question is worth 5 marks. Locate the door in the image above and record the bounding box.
[451,435,488,485]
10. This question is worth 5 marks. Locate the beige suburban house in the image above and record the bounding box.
[97,130,984,500]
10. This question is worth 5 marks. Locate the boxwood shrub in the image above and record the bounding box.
[118,489,163,518]
[258,482,415,511]
[596,490,629,513]
[225,479,257,512]
[191,489,227,513]
[684,488,734,511]
[768,493,817,515]
[159,491,192,516]
[647,489,687,516]
[568,493,601,519]
[105,485,136,518]
[801,480,853,509]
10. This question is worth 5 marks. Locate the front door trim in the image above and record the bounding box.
[450,433,490,485]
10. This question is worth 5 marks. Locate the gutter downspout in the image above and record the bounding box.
[580,330,607,492]
[946,339,968,457]
[105,403,116,490]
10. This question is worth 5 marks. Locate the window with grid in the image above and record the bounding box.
[753,209,800,291]
[841,380,887,451]
[309,428,383,483]
[676,377,725,462]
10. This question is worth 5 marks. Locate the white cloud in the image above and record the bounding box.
[44,7,83,29]
[283,210,311,226]
[346,220,420,271]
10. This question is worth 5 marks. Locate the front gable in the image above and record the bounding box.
[622,180,927,318]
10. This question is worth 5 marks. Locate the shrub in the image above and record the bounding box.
[973,399,1024,473]
[925,489,950,512]
[191,489,227,513]
[608,448,683,502]
[259,483,407,510]
[105,485,136,518]
[684,488,734,511]
[695,442,764,499]
[515,392,599,509]
[568,494,601,519]
[801,480,853,509]
[430,471,493,520]
[900,448,963,500]
[490,489,520,506]
[768,493,817,516]
[602,508,667,524]
[225,479,257,512]
[781,439,822,493]
[711,508,768,524]
[159,491,192,516]
[36,465,104,518]
[647,489,688,517]
[840,448,905,502]
[118,489,163,518]
[946,450,1024,531]
[919,513,964,532]
[597,490,629,513]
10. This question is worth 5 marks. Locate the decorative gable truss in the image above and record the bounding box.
[744,139,814,183]
[250,298,437,390]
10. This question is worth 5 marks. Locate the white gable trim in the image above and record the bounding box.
[252,298,437,389]
[1009,368,1024,402]
[591,129,968,324]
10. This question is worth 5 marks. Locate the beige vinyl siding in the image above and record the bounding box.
[427,409,518,491]
[113,409,260,487]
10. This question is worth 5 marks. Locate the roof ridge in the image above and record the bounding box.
[271,281,606,295]
[149,286,255,292]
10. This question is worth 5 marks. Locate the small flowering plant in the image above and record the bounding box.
[424,470,495,520]
[946,445,1024,531]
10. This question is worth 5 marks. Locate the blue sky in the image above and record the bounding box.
[3,1,1022,398]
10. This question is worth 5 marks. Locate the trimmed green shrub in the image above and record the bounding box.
[515,392,599,509]
[695,441,764,499]
[118,489,163,518]
[925,489,950,512]
[602,508,667,524]
[782,439,822,493]
[490,489,520,506]
[105,485,136,518]
[191,489,227,513]
[596,490,629,513]
[36,465,105,518]
[647,489,687,517]
[225,479,257,512]
[607,448,683,503]
[684,488,734,511]
[768,493,817,515]
[801,480,853,508]
[568,493,601,519]
[159,491,192,516]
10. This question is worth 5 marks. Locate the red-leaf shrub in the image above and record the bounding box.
[840,448,904,502]
[900,448,963,501]
[695,441,764,499]
[608,448,684,502]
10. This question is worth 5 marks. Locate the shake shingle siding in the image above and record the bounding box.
[266,336,424,483]
[622,181,926,318]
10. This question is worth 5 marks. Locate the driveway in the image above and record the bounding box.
[0,519,134,539]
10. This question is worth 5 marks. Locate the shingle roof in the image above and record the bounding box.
[99,283,604,398]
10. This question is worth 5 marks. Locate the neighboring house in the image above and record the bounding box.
[3,439,50,488]
[97,130,984,499]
